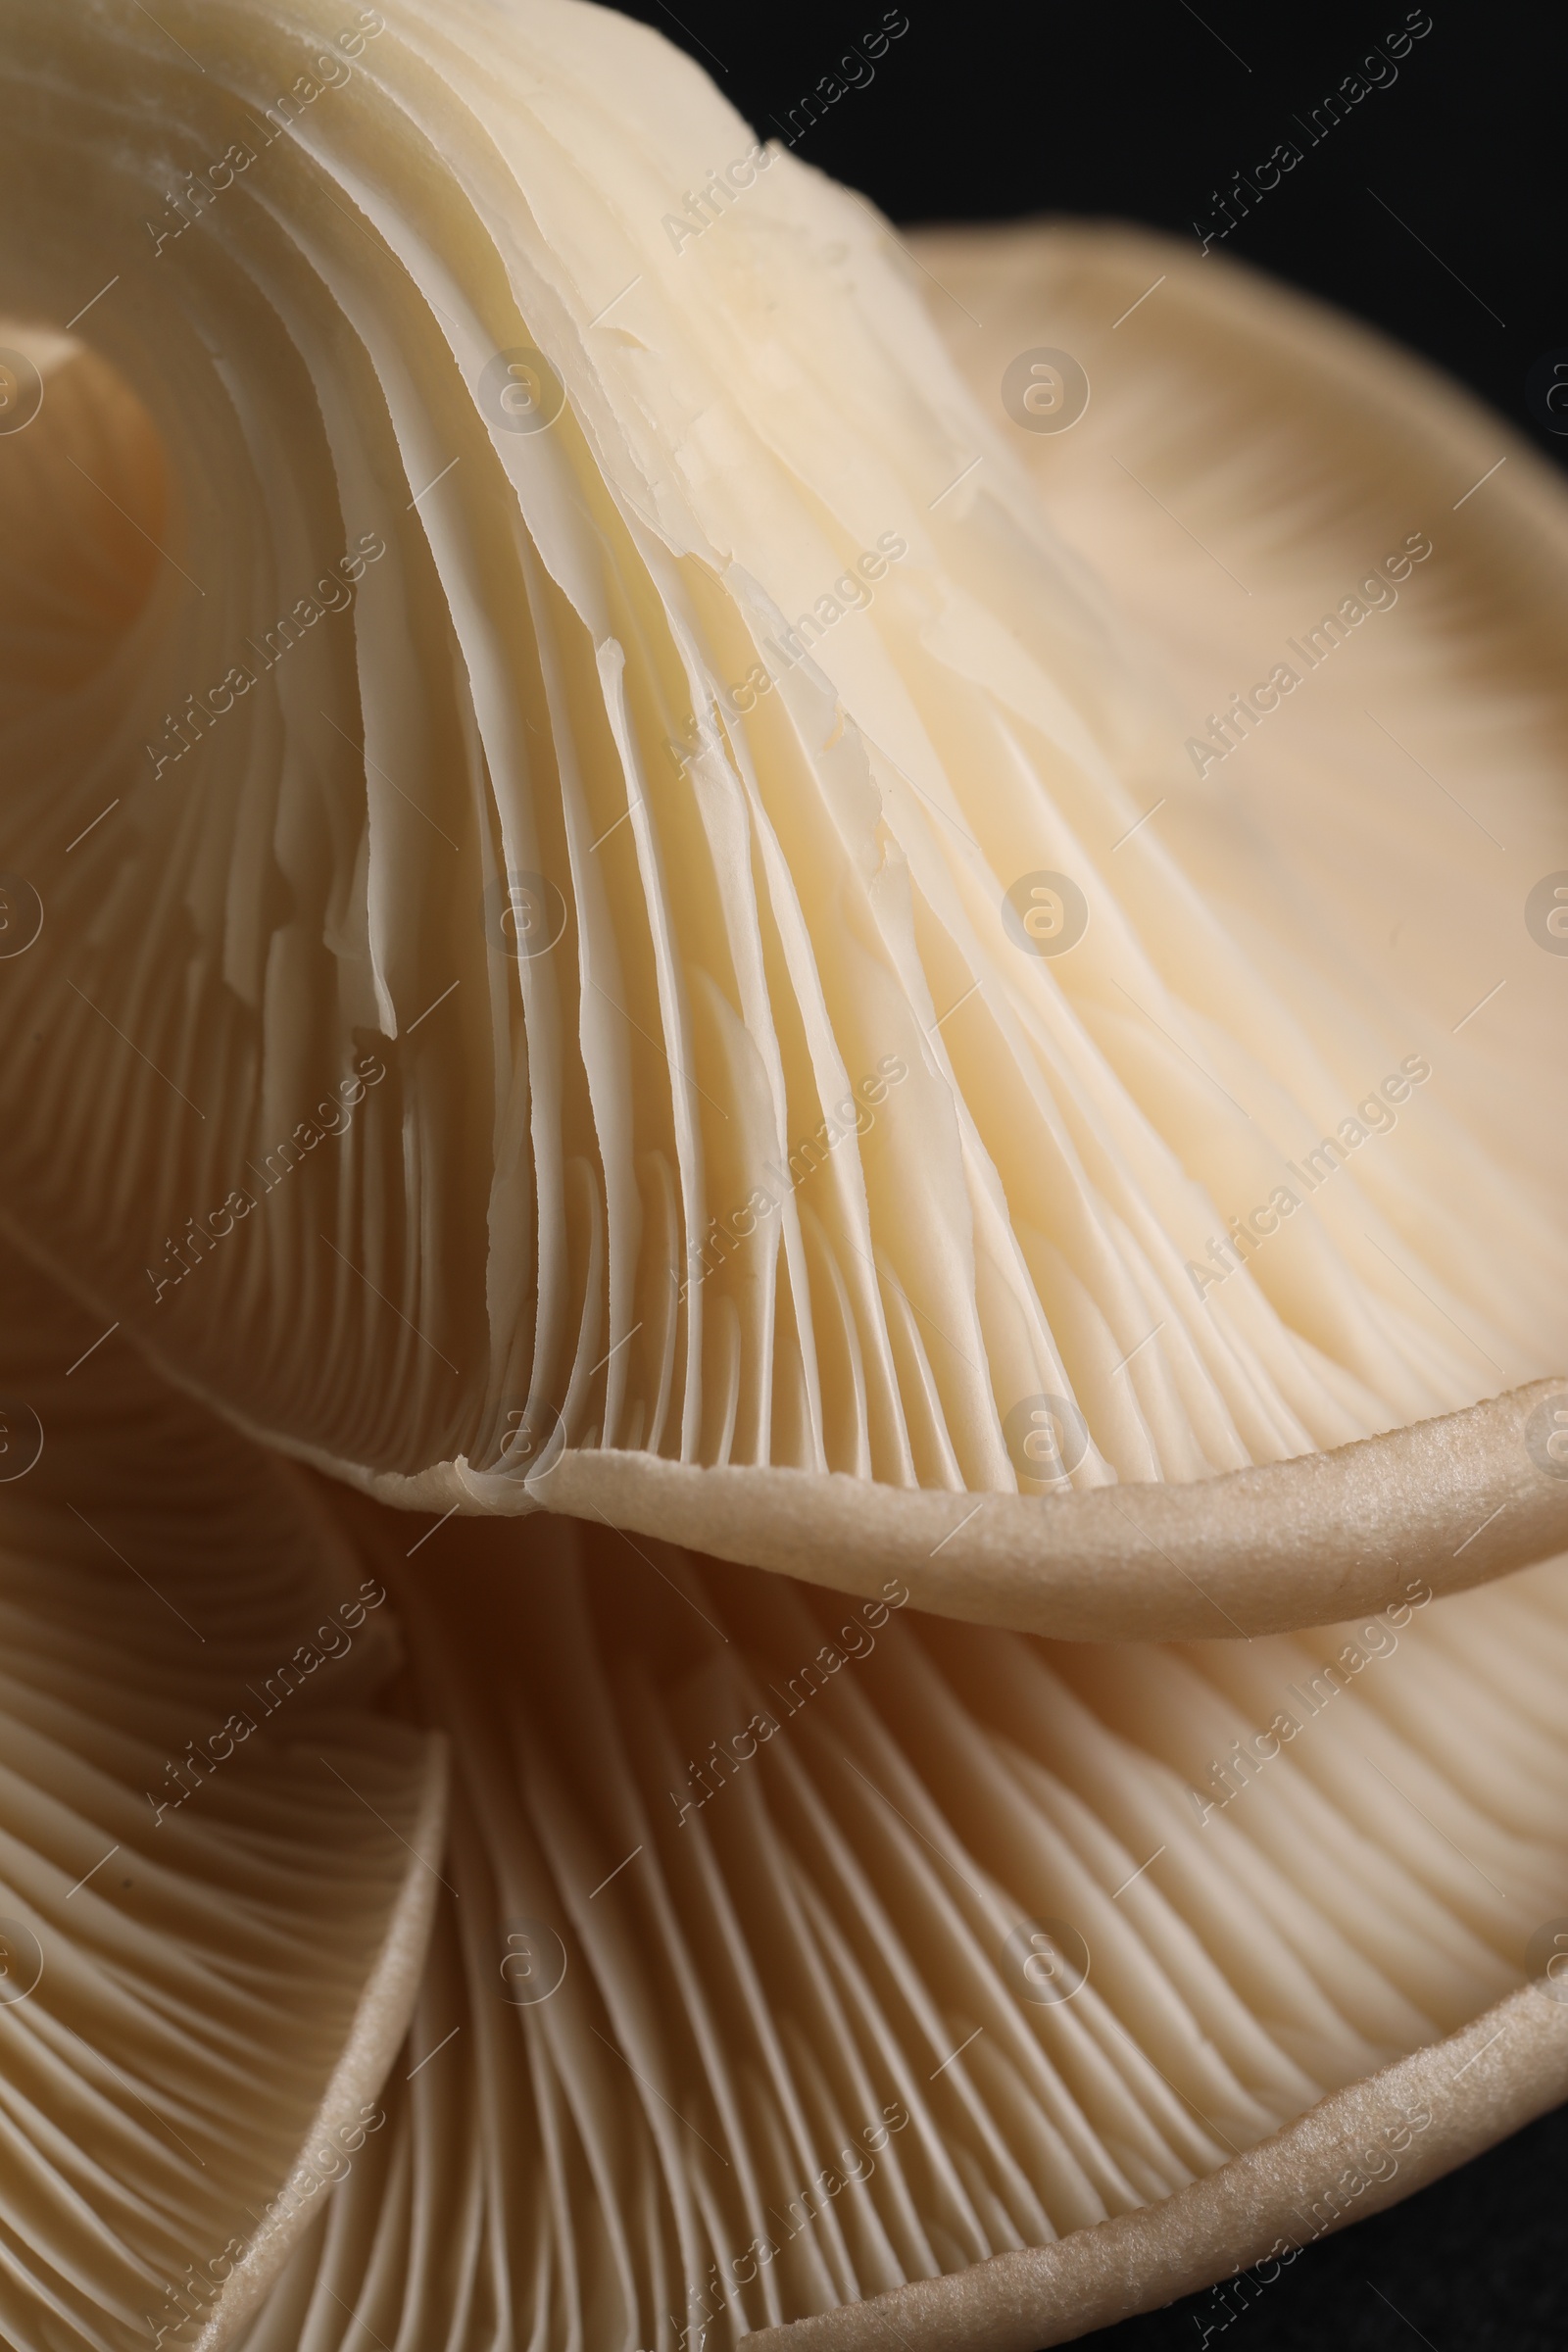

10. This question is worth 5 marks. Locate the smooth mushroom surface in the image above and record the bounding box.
[0,0,1565,1639]
[1,1,1566,2347]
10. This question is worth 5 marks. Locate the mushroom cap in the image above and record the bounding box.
[3,1261,1561,2349]
[0,1241,443,2352]
[218,1492,1568,2352]
[1,4,1566,2342]
[0,0,1563,1642]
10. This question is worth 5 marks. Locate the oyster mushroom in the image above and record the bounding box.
[204,1488,1568,2352]
[0,1,1565,2347]
[0,0,1564,1635]
[0,1243,443,2351]
[2,1291,1564,2351]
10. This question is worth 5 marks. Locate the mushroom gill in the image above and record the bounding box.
[215,1494,1568,2352]
[2,1248,1564,2351]
[0,1243,444,2352]
[1,1,1567,2346]
[0,0,1564,1639]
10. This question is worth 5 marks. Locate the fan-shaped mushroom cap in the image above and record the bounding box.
[0,0,1563,1641]
[220,1494,1568,2352]
[2,8,1566,2341]
[0,1243,443,2352]
[3,1252,1562,2350]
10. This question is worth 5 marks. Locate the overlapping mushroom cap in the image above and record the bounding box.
[3,1230,1567,2352]
[1,0,1565,1634]
[221,1493,1568,2352]
[2,0,1568,2347]
[0,1243,443,2352]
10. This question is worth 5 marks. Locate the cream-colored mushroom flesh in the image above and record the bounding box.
[215,1494,1568,2352]
[0,1244,443,2352]
[0,0,1565,1637]
[3,1280,1564,2351]
[1,1,1566,2347]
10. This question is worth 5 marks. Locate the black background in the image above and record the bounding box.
[614,0,1568,466]
[612,0,1567,2340]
